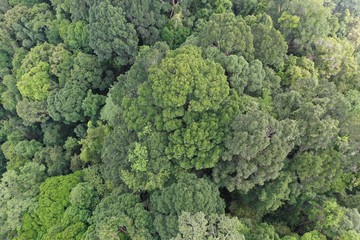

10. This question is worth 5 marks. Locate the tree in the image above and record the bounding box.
[1,139,43,171]
[47,80,87,123]
[242,59,266,95]
[59,20,90,52]
[334,230,360,240]
[286,149,345,198]
[101,125,137,187]
[17,61,52,101]
[1,74,22,112]
[41,122,67,146]
[150,174,225,239]
[69,52,114,91]
[149,46,228,114]
[48,44,73,86]
[202,47,249,95]
[15,43,54,79]
[246,222,281,240]
[89,1,138,67]
[101,42,169,126]
[280,55,318,87]
[113,0,170,45]
[198,13,254,60]
[274,79,343,151]
[49,0,96,21]
[340,208,360,234]
[123,45,231,170]
[202,47,280,96]
[85,189,154,240]
[18,172,93,239]
[16,99,49,124]
[172,212,247,240]
[120,126,171,191]
[311,37,357,80]
[248,14,288,69]
[0,162,46,239]
[238,172,292,218]
[213,109,299,192]
[276,0,338,54]
[0,50,12,78]
[3,3,56,49]
[82,91,106,121]
[8,0,42,7]
[80,123,111,166]
[305,198,346,238]
[33,146,70,176]
[300,230,326,240]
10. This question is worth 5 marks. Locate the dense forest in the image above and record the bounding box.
[0,0,359,239]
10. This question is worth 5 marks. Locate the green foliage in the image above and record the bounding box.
[82,91,106,121]
[120,126,170,191]
[246,222,281,240]
[3,3,56,48]
[286,149,345,197]
[41,122,66,146]
[36,172,82,230]
[114,0,170,45]
[172,212,247,240]
[0,0,359,239]
[2,139,43,171]
[89,1,138,66]
[17,61,52,101]
[8,0,41,7]
[150,174,225,239]
[59,20,90,51]
[1,74,21,112]
[277,0,338,54]
[85,189,154,240]
[312,37,357,80]
[198,13,254,60]
[47,81,87,123]
[241,172,293,217]
[70,52,114,91]
[300,230,326,240]
[80,123,110,165]
[33,146,70,176]
[149,46,228,113]
[0,162,46,239]
[101,125,137,187]
[124,45,231,170]
[306,198,346,237]
[213,109,299,192]
[20,171,94,239]
[161,22,191,49]
[334,230,360,240]
[16,99,49,123]
[249,15,288,69]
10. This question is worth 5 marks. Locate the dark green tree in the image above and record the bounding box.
[0,162,46,239]
[213,109,299,192]
[248,14,288,69]
[172,212,247,240]
[113,0,170,45]
[89,1,138,67]
[150,174,225,239]
[198,13,254,60]
[85,189,154,240]
[47,81,87,123]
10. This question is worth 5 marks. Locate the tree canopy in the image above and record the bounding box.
[0,0,359,239]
